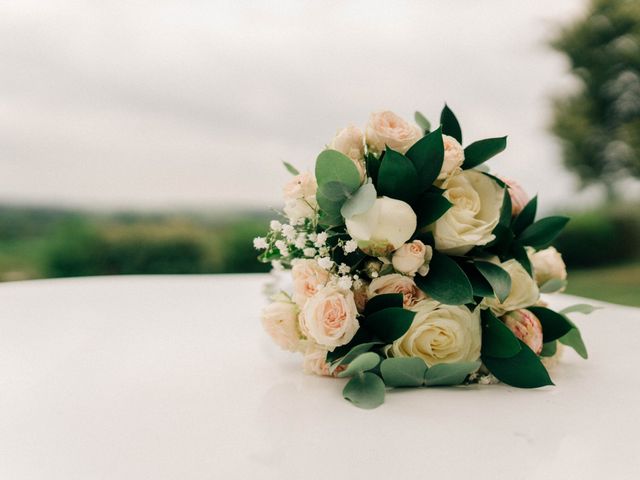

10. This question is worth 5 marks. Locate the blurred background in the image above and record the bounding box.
[1,0,639,306]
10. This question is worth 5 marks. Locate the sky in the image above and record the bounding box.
[0,0,594,212]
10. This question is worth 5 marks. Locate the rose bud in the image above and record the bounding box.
[501,309,544,354]
[500,177,530,217]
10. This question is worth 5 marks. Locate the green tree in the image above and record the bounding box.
[551,0,640,200]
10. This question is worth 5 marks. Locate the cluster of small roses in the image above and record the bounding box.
[256,106,586,408]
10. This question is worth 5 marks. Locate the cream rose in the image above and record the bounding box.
[365,111,422,155]
[329,125,366,182]
[432,170,504,255]
[282,172,317,222]
[502,309,543,354]
[390,300,481,366]
[439,135,465,181]
[501,177,529,216]
[368,273,426,309]
[261,298,302,352]
[392,240,433,277]
[300,285,359,350]
[484,259,540,316]
[529,247,567,290]
[345,196,417,256]
[291,259,330,306]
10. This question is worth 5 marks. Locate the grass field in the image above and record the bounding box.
[565,262,640,307]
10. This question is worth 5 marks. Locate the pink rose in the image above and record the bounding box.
[391,240,433,277]
[291,259,330,306]
[501,309,543,354]
[365,111,422,155]
[501,177,529,216]
[261,299,302,352]
[282,172,318,222]
[439,135,465,181]
[329,125,366,181]
[367,273,426,308]
[302,342,345,376]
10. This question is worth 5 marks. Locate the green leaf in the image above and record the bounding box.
[518,216,570,249]
[527,306,574,342]
[459,262,495,298]
[481,309,521,358]
[482,340,554,388]
[319,181,353,201]
[338,352,381,378]
[341,182,377,218]
[315,149,361,192]
[559,327,588,359]
[498,185,511,226]
[414,192,453,228]
[510,242,533,276]
[377,148,420,203]
[405,127,444,191]
[366,152,381,185]
[512,196,537,235]
[328,341,383,373]
[440,104,462,144]
[380,357,428,387]
[559,304,601,315]
[483,172,507,188]
[462,137,507,170]
[414,252,473,305]
[364,307,416,343]
[424,361,481,387]
[475,261,512,302]
[364,293,404,316]
[343,372,386,409]
[414,111,431,133]
[540,341,557,357]
[539,278,567,293]
[282,161,299,175]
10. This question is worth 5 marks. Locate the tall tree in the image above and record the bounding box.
[551,0,640,200]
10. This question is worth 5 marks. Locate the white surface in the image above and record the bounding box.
[0,274,639,480]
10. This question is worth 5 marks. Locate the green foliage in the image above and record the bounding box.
[440,104,462,143]
[405,127,444,191]
[518,216,570,249]
[480,309,521,358]
[282,161,299,175]
[414,111,431,133]
[414,191,452,229]
[342,372,386,409]
[483,341,554,388]
[415,252,473,305]
[463,137,507,170]
[380,357,428,387]
[423,361,481,387]
[474,261,511,302]
[527,306,574,342]
[341,182,377,218]
[376,148,420,203]
[338,352,381,378]
[364,307,416,343]
[550,0,640,197]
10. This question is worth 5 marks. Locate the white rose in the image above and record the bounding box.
[300,285,359,350]
[365,111,423,155]
[432,170,504,255]
[261,299,302,352]
[367,273,426,309]
[502,309,543,355]
[439,135,465,181]
[500,177,530,216]
[390,300,481,366]
[484,259,540,316]
[345,196,417,256]
[291,259,330,307]
[529,247,567,290]
[392,240,433,277]
[329,125,366,182]
[282,172,317,222]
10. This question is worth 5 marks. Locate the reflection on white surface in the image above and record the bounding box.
[0,275,639,479]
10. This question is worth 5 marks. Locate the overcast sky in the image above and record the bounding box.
[0,0,594,212]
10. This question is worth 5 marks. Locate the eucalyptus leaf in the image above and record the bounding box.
[414,111,431,133]
[282,161,299,175]
[440,104,462,143]
[341,182,377,218]
[320,181,353,201]
[364,307,416,343]
[475,261,512,302]
[481,309,521,358]
[462,137,507,170]
[512,196,538,235]
[424,360,481,387]
[328,341,383,374]
[315,149,362,192]
[527,306,574,343]
[518,216,570,249]
[539,278,567,293]
[377,148,420,203]
[414,252,473,305]
[338,352,381,378]
[560,304,601,315]
[559,327,588,359]
[343,372,386,409]
[380,357,428,387]
[482,340,554,388]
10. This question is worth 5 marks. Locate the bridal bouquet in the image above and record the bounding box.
[255,106,590,409]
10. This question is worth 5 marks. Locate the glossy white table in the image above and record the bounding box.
[1,275,639,479]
